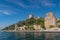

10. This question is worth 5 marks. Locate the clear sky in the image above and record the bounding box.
[0,0,60,29]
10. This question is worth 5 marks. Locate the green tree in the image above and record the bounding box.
[28,26,34,30]
[49,25,54,28]
[58,25,60,28]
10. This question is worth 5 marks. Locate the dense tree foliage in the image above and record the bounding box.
[2,24,15,30]
[49,25,54,28]
[58,25,60,28]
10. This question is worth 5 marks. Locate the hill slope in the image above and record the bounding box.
[2,17,45,30]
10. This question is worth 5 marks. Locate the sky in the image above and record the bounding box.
[0,0,60,29]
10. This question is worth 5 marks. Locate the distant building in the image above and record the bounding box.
[44,12,57,29]
[33,24,42,30]
[29,14,34,19]
[57,18,60,20]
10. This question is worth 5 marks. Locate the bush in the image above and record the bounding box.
[49,25,54,28]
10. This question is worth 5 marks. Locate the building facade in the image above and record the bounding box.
[33,24,42,30]
[44,12,57,29]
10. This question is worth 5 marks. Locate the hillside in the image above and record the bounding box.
[2,17,45,30]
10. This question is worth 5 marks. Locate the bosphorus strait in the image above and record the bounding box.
[0,32,60,40]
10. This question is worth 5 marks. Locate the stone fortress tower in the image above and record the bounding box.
[44,12,57,29]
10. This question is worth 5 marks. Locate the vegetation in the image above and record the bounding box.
[28,26,34,30]
[57,18,60,23]
[58,25,60,28]
[2,17,45,30]
[2,24,15,30]
[57,18,60,28]
[49,25,54,28]
[57,20,60,23]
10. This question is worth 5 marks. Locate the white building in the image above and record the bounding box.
[29,14,34,19]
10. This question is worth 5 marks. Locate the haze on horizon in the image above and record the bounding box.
[0,0,60,29]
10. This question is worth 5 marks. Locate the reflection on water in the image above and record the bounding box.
[0,32,60,40]
[45,33,56,40]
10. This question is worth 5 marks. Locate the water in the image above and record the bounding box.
[0,32,60,40]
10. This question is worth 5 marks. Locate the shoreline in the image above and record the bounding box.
[1,30,60,33]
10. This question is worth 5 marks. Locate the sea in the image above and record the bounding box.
[0,32,60,40]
